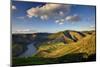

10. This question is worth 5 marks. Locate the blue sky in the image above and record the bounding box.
[12,1,96,33]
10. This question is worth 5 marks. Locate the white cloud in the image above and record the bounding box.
[27,3,71,20]
[59,11,64,16]
[16,16,25,19]
[55,14,81,25]
[90,25,95,29]
[16,29,30,32]
[12,29,36,33]
[12,5,16,10]
[65,14,81,22]
[55,20,60,23]
[59,22,64,25]
[40,15,48,20]
[55,19,65,25]
[27,8,39,18]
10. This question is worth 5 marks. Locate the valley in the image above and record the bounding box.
[12,30,96,66]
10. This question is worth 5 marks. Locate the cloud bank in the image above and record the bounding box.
[27,3,70,20]
[26,3,81,25]
[15,3,79,25]
[12,29,36,33]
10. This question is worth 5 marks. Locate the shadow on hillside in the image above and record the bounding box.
[57,53,96,63]
[12,53,96,66]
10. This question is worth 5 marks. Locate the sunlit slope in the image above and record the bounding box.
[36,31,96,58]
[48,30,87,44]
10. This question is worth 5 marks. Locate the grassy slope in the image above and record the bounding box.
[37,32,95,58]
[12,31,96,66]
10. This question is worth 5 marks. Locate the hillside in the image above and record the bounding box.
[36,30,95,58]
[12,30,96,66]
[36,32,95,58]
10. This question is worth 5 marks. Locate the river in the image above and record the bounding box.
[19,43,37,57]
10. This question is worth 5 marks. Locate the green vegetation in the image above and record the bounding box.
[13,53,96,66]
[12,44,27,57]
[12,30,96,66]
[36,31,95,58]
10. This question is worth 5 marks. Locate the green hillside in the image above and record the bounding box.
[12,30,96,66]
[36,31,95,58]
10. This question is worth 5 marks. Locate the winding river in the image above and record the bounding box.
[19,43,37,57]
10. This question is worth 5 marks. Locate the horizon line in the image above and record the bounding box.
[12,29,95,34]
